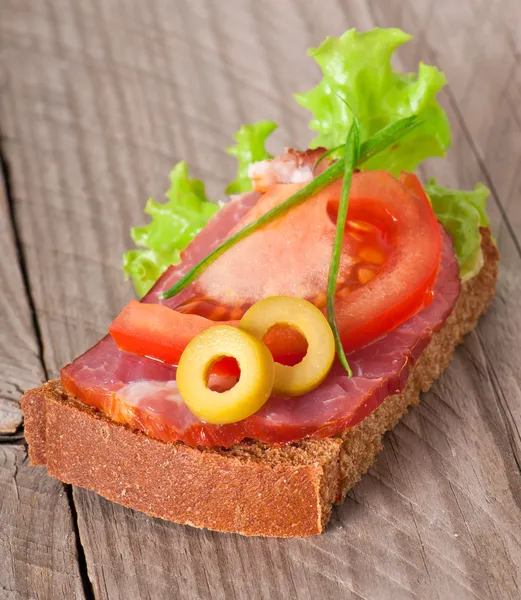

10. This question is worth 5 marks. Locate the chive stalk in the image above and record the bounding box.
[160,115,422,375]
[325,121,360,377]
[161,116,420,302]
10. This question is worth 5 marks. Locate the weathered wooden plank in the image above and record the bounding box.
[0,445,85,600]
[1,0,521,599]
[0,154,42,435]
[0,38,86,600]
[0,403,22,436]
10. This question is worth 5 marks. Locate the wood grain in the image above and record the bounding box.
[0,59,86,600]
[0,446,85,599]
[0,152,42,435]
[1,0,521,598]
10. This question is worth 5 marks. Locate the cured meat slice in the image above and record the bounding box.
[61,154,459,448]
[62,217,460,447]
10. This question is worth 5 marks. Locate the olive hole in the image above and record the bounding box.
[262,324,308,366]
[206,357,240,393]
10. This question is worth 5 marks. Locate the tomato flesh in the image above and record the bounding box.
[110,172,441,365]
[110,303,308,376]
[332,171,441,350]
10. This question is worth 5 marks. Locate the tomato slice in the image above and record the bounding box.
[109,301,237,365]
[333,171,441,350]
[110,171,441,364]
[110,302,305,375]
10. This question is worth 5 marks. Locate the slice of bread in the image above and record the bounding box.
[21,230,498,537]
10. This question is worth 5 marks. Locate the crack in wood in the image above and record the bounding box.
[476,330,521,477]
[65,485,96,600]
[0,147,49,382]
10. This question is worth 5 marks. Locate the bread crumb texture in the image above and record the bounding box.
[21,230,498,537]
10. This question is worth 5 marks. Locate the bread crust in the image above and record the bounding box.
[21,230,498,537]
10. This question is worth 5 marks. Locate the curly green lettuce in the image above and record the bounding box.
[124,27,492,295]
[123,161,218,296]
[425,179,490,279]
[225,121,278,194]
[294,28,451,174]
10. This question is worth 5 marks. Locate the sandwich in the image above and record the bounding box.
[21,27,498,537]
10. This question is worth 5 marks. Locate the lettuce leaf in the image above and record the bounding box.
[124,28,492,294]
[295,28,451,174]
[425,179,490,279]
[123,161,218,297]
[225,121,277,194]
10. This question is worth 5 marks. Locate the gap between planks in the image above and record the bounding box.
[0,132,94,598]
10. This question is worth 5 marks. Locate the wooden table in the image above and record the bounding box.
[1,0,520,598]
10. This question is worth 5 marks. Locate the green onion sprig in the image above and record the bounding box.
[160,115,421,375]
[161,115,420,303]
[325,120,360,377]
[313,143,344,172]
[160,160,347,301]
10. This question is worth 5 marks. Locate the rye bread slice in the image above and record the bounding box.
[21,229,498,537]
